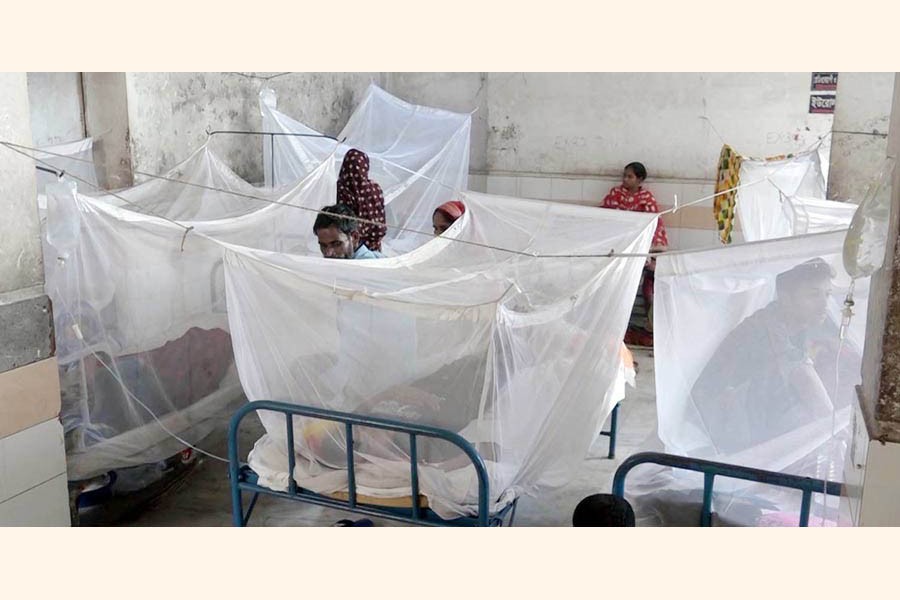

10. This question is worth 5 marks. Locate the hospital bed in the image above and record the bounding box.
[228,400,519,527]
[612,451,843,527]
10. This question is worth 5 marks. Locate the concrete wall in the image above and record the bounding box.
[0,72,69,525]
[39,72,840,249]
[483,73,831,179]
[477,73,832,248]
[26,72,84,147]
[1,74,43,295]
[125,72,375,184]
[83,73,133,190]
[857,74,900,442]
[845,75,900,524]
[828,73,895,202]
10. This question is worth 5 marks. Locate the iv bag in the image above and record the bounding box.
[843,157,896,279]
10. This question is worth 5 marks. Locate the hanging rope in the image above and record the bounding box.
[1,138,848,261]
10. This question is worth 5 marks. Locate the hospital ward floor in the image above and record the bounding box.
[124,348,658,527]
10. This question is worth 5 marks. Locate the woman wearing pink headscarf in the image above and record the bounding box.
[432,200,466,235]
[336,149,387,252]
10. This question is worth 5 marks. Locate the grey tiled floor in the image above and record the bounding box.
[125,349,658,527]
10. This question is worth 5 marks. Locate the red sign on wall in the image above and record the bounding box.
[811,72,838,91]
[809,94,836,114]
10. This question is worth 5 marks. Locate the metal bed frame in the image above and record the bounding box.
[612,451,843,527]
[598,402,621,459]
[228,400,518,527]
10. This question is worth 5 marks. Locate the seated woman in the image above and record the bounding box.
[432,200,466,235]
[600,162,668,345]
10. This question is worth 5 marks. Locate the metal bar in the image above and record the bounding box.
[831,129,889,138]
[269,133,274,186]
[613,452,842,498]
[612,451,843,527]
[799,489,813,527]
[607,403,620,459]
[207,130,340,141]
[701,472,715,527]
[227,406,245,527]
[235,481,482,527]
[409,433,420,522]
[244,492,260,526]
[228,400,495,527]
[36,164,63,176]
[286,414,296,496]
[345,423,357,508]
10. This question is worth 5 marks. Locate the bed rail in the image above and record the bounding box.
[228,400,516,527]
[612,451,843,527]
[598,402,620,458]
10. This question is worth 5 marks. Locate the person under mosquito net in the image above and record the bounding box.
[336,148,387,252]
[689,258,839,455]
[313,203,385,259]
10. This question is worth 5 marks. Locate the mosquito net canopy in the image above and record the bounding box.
[221,193,658,518]
[35,137,99,196]
[631,229,867,526]
[261,84,471,254]
[42,85,475,480]
[735,150,857,242]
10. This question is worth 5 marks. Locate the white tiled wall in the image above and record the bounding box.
[467,174,487,193]
[0,419,70,526]
[485,175,517,197]
[518,177,551,200]
[550,178,583,202]
[0,474,69,526]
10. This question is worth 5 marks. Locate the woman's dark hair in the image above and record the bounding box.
[313,203,358,235]
[624,162,647,180]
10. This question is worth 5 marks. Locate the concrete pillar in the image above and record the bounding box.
[827,73,894,201]
[845,74,900,526]
[82,73,133,189]
[25,72,85,147]
[0,72,70,525]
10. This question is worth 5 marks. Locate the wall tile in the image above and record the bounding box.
[518,176,552,200]
[550,178,583,201]
[485,175,518,197]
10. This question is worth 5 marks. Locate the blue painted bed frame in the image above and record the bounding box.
[228,400,518,527]
[612,451,843,527]
[599,402,620,458]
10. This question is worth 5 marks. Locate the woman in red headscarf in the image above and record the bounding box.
[432,200,466,235]
[336,149,387,252]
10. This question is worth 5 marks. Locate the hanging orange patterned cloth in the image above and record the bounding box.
[714,144,743,244]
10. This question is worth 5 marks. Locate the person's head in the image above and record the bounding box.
[572,494,636,527]
[432,200,466,236]
[775,258,836,328]
[313,204,360,259]
[622,162,647,193]
[339,148,370,183]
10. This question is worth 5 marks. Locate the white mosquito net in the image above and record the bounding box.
[261,83,471,254]
[629,229,867,526]
[221,194,657,519]
[35,137,99,196]
[101,144,291,221]
[735,150,840,242]
[41,86,476,481]
[43,152,345,479]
